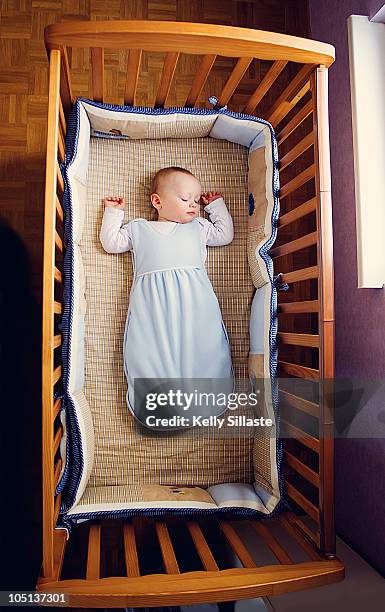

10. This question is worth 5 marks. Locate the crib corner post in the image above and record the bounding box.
[311,65,336,558]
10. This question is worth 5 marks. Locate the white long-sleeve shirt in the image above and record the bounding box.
[99,197,234,264]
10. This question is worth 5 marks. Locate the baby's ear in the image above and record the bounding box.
[150,192,161,210]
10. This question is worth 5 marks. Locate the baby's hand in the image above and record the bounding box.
[103,196,125,209]
[201,191,222,205]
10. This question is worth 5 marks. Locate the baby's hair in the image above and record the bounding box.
[150,166,197,194]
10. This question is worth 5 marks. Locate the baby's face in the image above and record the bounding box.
[152,172,202,223]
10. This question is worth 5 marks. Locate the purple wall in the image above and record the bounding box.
[367,0,385,17]
[308,0,385,576]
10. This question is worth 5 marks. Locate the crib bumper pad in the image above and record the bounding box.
[58,98,282,527]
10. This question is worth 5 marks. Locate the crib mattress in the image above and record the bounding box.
[58,99,282,529]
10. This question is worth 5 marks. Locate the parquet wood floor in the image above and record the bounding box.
[0,0,308,301]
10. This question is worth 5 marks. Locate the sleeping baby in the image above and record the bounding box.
[99,166,235,429]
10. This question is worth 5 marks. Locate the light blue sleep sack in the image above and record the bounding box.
[122,218,235,430]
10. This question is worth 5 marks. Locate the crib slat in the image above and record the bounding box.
[281,419,320,453]
[217,57,253,107]
[244,60,287,114]
[279,388,319,418]
[58,122,65,164]
[279,265,318,284]
[279,132,314,172]
[283,449,320,488]
[278,360,320,380]
[155,521,180,574]
[269,231,317,258]
[218,520,257,568]
[277,99,313,146]
[280,164,315,199]
[250,520,293,565]
[53,425,62,457]
[123,521,140,577]
[60,46,73,117]
[278,197,316,228]
[53,397,61,421]
[185,54,217,107]
[278,332,320,347]
[59,97,66,135]
[53,301,62,315]
[55,196,64,223]
[91,47,104,103]
[275,79,310,125]
[55,230,63,253]
[186,521,219,571]
[87,524,101,580]
[266,64,316,126]
[53,334,62,349]
[289,514,321,551]
[154,52,180,108]
[56,161,64,194]
[54,266,62,284]
[53,492,61,526]
[124,49,142,106]
[285,483,320,523]
[278,300,319,314]
[54,458,62,490]
[279,513,321,560]
[53,365,62,385]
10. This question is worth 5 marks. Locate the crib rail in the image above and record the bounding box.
[42,48,66,578]
[44,21,335,63]
[44,20,334,113]
[36,512,344,606]
[270,65,335,556]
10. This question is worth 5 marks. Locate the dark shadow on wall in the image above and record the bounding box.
[0,218,42,589]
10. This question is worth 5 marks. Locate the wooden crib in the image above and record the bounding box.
[39,20,343,607]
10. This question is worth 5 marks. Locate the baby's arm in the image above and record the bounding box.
[200,192,234,246]
[100,197,133,253]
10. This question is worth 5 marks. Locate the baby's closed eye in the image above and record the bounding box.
[180,196,201,203]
